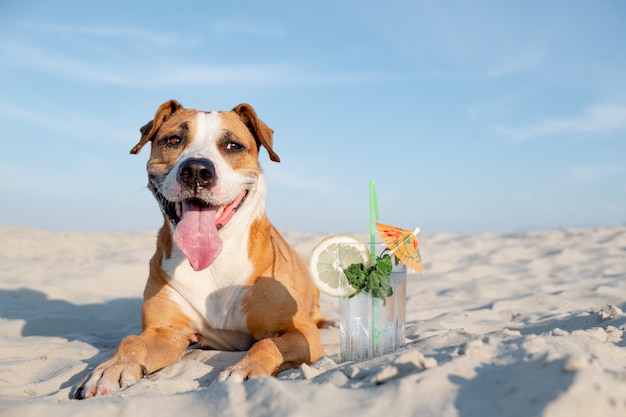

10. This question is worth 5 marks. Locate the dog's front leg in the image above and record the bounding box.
[218,318,323,381]
[75,295,193,399]
[74,327,190,399]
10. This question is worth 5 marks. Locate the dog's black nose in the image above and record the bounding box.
[178,158,216,188]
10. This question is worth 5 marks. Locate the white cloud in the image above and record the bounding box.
[569,164,623,182]
[485,47,544,78]
[264,166,328,193]
[0,99,82,139]
[1,37,411,88]
[10,20,190,49]
[0,98,132,144]
[0,38,290,86]
[212,19,286,38]
[493,104,626,141]
[2,18,417,89]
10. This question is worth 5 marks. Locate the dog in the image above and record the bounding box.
[74,100,325,399]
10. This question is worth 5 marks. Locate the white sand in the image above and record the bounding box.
[1,224,626,416]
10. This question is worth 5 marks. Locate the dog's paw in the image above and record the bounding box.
[216,362,271,383]
[217,368,246,383]
[74,361,147,399]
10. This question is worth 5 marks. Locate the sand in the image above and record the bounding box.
[1,224,625,416]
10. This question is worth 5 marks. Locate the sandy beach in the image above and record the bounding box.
[1,224,625,416]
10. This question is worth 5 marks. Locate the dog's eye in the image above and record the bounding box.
[225,141,244,152]
[160,136,182,147]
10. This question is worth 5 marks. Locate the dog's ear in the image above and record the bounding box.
[232,103,280,163]
[130,100,183,154]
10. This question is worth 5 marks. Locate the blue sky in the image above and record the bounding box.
[1,0,625,235]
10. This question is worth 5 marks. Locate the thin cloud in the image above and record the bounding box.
[8,20,189,49]
[0,99,85,140]
[1,38,413,88]
[493,104,626,141]
[1,39,128,84]
[0,98,132,144]
[2,18,417,88]
[212,19,286,38]
[569,164,623,182]
[485,47,544,78]
[1,38,290,86]
[264,166,328,193]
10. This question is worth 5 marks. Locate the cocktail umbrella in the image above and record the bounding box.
[375,222,423,273]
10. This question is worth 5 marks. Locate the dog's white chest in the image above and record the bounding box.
[162,244,254,334]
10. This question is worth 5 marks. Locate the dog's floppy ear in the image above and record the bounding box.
[232,103,280,163]
[130,100,183,154]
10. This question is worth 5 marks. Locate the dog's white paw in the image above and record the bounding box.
[74,362,147,399]
[217,367,246,383]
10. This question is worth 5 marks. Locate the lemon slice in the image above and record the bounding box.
[308,234,371,297]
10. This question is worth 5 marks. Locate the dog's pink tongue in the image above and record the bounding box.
[174,200,223,271]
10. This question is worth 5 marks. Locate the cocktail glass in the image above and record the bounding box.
[339,243,407,362]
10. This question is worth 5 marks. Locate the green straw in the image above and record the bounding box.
[369,180,381,352]
[369,181,379,265]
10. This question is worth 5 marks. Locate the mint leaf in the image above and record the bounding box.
[370,254,393,299]
[344,262,368,294]
[343,254,394,299]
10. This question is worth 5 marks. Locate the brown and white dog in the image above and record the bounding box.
[75,100,324,399]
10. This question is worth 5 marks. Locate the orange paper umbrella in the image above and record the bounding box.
[375,222,423,273]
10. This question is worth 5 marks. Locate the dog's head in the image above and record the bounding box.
[130,100,280,271]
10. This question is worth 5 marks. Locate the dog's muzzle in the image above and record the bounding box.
[147,158,249,271]
[178,157,216,190]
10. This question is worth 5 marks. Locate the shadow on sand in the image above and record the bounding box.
[451,352,576,417]
[0,287,142,344]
